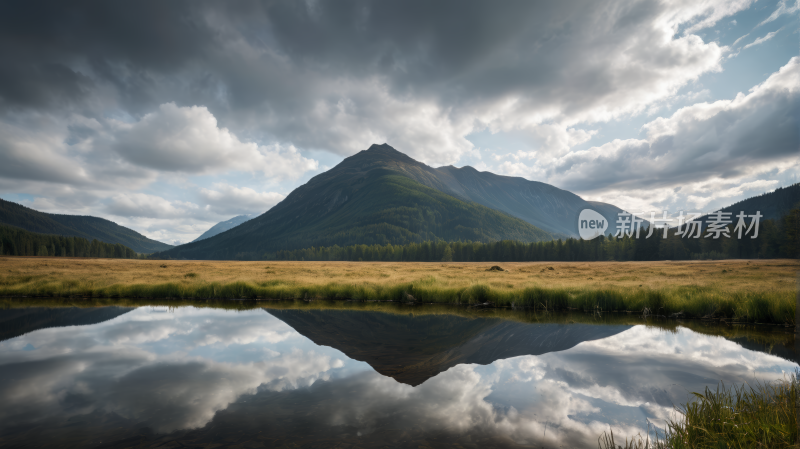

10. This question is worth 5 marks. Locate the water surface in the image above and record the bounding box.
[0,302,795,448]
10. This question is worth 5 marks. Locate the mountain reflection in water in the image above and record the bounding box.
[0,305,795,448]
[267,309,631,386]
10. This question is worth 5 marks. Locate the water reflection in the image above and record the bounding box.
[0,305,795,448]
[0,306,133,342]
[268,309,632,385]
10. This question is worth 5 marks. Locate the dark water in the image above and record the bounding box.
[0,304,796,448]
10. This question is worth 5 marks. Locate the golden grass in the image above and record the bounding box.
[1,257,796,292]
[1,257,797,323]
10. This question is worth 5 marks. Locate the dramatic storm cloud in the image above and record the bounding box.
[0,0,797,242]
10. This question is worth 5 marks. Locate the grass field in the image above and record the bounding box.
[1,257,797,324]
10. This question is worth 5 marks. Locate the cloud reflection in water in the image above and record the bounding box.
[0,306,794,447]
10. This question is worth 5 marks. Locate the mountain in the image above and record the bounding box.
[0,199,172,253]
[158,145,558,260]
[274,144,627,238]
[192,214,252,242]
[268,309,632,386]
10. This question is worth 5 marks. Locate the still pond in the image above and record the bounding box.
[0,301,795,448]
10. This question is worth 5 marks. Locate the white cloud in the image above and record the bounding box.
[110,103,318,179]
[496,160,548,180]
[758,0,800,27]
[95,187,283,242]
[0,113,155,190]
[0,103,313,243]
[184,0,753,166]
[673,0,757,35]
[199,183,285,215]
[742,30,780,50]
[105,192,201,219]
[545,57,800,210]
[684,179,781,209]
[265,79,477,166]
[731,33,750,47]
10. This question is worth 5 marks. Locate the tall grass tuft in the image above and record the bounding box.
[599,374,800,449]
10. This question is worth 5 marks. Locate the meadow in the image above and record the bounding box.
[1,257,797,324]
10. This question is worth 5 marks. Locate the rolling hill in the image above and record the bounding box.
[159,146,559,260]
[0,199,172,253]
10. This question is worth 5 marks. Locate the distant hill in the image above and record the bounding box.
[158,146,557,260]
[0,199,172,253]
[192,215,252,243]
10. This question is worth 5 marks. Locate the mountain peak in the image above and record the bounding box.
[344,143,417,166]
[360,143,406,157]
[365,143,396,152]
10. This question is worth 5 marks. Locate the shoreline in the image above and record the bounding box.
[1,257,797,324]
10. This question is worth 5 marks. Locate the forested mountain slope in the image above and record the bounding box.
[694,183,800,225]
[0,199,171,253]
[0,223,141,258]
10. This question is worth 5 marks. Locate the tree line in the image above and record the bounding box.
[273,208,799,262]
[0,224,143,258]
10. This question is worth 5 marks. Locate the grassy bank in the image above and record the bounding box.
[1,257,797,324]
[600,375,799,449]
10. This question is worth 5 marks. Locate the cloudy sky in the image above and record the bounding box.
[0,0,798,244]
